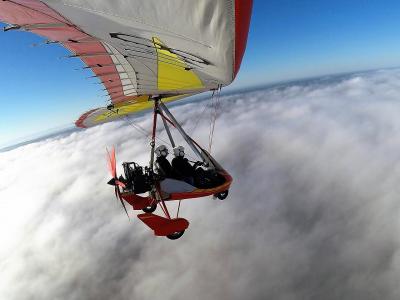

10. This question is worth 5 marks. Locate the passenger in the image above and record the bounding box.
[171,146,195,185]
[155,145,173,178]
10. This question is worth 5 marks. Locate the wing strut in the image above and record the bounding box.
[158,101,213,167]
[149,99,159,172]
[161,114,176,148]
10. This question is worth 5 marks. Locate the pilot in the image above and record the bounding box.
[171,146,195,185]
[155,145,173,178]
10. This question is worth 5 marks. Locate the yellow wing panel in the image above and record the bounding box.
[153,37,204,91]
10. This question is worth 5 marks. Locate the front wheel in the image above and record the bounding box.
[166,230,185,240]
[215,190,229,200]
[142,202,157,213]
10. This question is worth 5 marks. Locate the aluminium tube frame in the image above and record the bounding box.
[158,101,213,168]
[161,114,176,148]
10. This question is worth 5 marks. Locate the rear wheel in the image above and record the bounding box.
[215,190,229,200]
[142,202,157,213]
[166,230,185,240]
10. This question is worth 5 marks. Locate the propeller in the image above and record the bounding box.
[106,147,130,219]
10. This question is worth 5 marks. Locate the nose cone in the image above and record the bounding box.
[107,178,116,186]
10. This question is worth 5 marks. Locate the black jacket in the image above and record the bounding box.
[172,156,194,178]
[156,156,173,178]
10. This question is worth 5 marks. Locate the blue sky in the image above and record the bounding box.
[2,0,400,147]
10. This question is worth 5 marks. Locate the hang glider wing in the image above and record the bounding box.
[0,0,252,127]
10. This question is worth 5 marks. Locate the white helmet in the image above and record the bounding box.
[155,145,168,157]
[173,146,185,157]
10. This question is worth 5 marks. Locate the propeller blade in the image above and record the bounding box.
[106,146,116,178]
[106,146,129,220]
[114,185,119,198]
[115,186,130,220]
[106,149,112,176]
[119,198,130,220]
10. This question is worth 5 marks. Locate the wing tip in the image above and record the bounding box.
[75,108,98,128]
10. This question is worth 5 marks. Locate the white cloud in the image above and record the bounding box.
[2,69,400,299]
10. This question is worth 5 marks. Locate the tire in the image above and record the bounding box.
[142,202,157,213]
[166,230,185,240]
[215,190,229,200]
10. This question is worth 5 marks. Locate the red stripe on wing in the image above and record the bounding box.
[0,0,127,103]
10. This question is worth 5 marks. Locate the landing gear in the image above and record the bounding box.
[215,190,229,200]
[166,230,185,240]
[142,202,157,213]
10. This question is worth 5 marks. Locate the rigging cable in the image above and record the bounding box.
[188,95,213,136]
[208,85,222,153]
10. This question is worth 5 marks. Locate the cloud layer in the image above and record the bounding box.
[2,69,400,299]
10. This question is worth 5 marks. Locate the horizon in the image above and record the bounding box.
[0,66,392,151]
